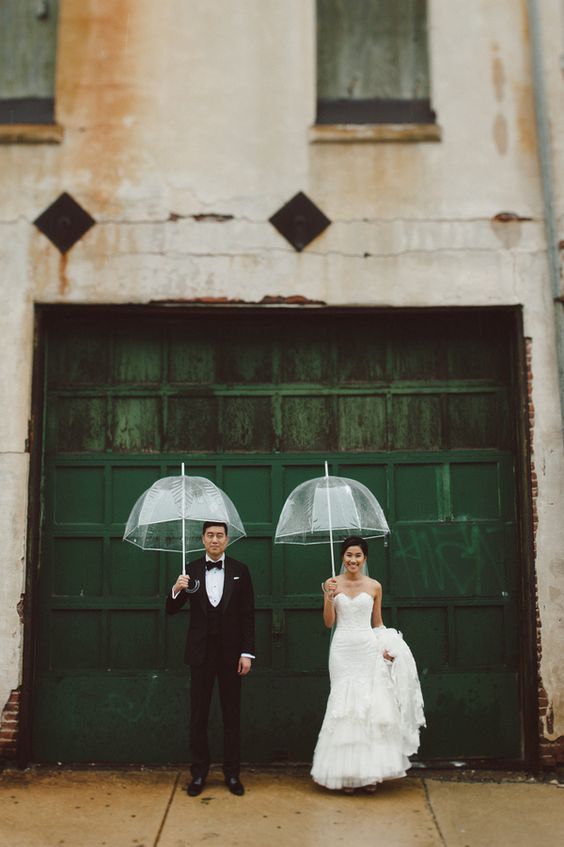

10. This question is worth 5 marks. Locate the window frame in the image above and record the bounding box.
[313,0,439,142]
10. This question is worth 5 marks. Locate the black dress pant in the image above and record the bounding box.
[189,634,241,779]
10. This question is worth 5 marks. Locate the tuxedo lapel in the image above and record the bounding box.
[221,557,236,612]
[191,559,207,614]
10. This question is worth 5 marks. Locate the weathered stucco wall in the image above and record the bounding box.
[0,0,563,749]
[531,0,564,746]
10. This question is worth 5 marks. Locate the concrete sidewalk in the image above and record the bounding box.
[1,768,563,847]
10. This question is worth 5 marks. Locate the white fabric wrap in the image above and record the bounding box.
[372,626,426,756]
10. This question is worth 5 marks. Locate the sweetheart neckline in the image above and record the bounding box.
[335,591,372,601]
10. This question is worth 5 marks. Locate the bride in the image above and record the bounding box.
[311,536,425,793]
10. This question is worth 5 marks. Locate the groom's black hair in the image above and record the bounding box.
[202,521,228,535]
[340,536,368,556]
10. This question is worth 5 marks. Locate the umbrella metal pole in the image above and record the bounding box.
[181,462,186,576]
[324,461,336,578]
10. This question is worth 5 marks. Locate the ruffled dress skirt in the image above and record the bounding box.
[310,592,424,790]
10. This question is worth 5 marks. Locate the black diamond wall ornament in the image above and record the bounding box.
[34,192,96,253]
[269,192,331,251]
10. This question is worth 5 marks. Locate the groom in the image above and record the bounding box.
[166,522,255,797]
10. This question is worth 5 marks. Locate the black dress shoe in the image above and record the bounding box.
[225,776,245,796]
[187,777,205,797]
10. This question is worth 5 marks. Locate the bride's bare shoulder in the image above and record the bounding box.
[367,577,382,593]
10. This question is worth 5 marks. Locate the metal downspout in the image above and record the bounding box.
[527,0,564,429]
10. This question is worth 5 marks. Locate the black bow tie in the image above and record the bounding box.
[206,560,223,571]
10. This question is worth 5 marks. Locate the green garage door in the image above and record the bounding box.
[31,310,523,763]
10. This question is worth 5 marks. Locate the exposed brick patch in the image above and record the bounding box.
[525,339,538,556]
[526,339,564,768]
[0,688,21,761]
[539,735,564,768]
[491,211,533,223]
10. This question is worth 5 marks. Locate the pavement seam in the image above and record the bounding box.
[152,770,181,847]
[422,778,448,847]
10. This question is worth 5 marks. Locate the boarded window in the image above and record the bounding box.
[0,0,59,123]
[316,0,434,124]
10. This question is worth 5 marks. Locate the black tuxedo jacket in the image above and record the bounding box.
[165,555,255,668]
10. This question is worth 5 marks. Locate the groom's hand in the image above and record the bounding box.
[238,657,252,676]
[173,574,190,594]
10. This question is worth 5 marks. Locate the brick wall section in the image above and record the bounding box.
[526,339,564,768]
[0,688,20,761]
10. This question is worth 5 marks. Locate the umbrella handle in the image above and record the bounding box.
[184,578,200,595]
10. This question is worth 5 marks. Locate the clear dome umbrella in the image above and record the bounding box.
[274,462,389,577]
[123,463,246,592]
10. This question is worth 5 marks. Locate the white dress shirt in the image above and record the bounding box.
[204,555,225,606]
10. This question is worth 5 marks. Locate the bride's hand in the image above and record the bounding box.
[324,578,338,597]
[383,650,395,662]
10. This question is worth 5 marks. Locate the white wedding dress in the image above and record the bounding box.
[311,592,425,790]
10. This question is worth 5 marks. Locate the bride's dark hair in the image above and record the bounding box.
[340,536,368,557]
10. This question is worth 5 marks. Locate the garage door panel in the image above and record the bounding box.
[223,465,273,524]
[363,537,389,586]
[447,393,510,449]
[32,674,190,763]
[450,462,501,519]
[111,465,162,524]
[453,606,506,667]
[53,537,104,596]
[254,610,274,669]
[282,463,327,495]
[110,539,161,597]
[419,672,520,759]
[389,321,445,380]
[217,326,275,383]
[49,327,110,387]
[283,544,330,595]
[236,537,273,595]
[268,676,330,761]
[54,466,105,524]
[284,610,330,672]
[338,462,389,510]
[221,397,274,451]
[108,610,161,669]
[390,395,443,450]
[395,607,449,671]
[166,396,219,451]
[168,331,215,384]
[336,334,386,382]
[394,464,441,521]
[447,316,510,381]
[49,611,102,670]
[113,331,162,384]
[281,397,334,451]
[280,334,333,383]
[337,395,387,451]
[164,610,189,669]
[112,397,161,452]
[54,397,107,452]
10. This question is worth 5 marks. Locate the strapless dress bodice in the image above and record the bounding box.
[334,591,373,630]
